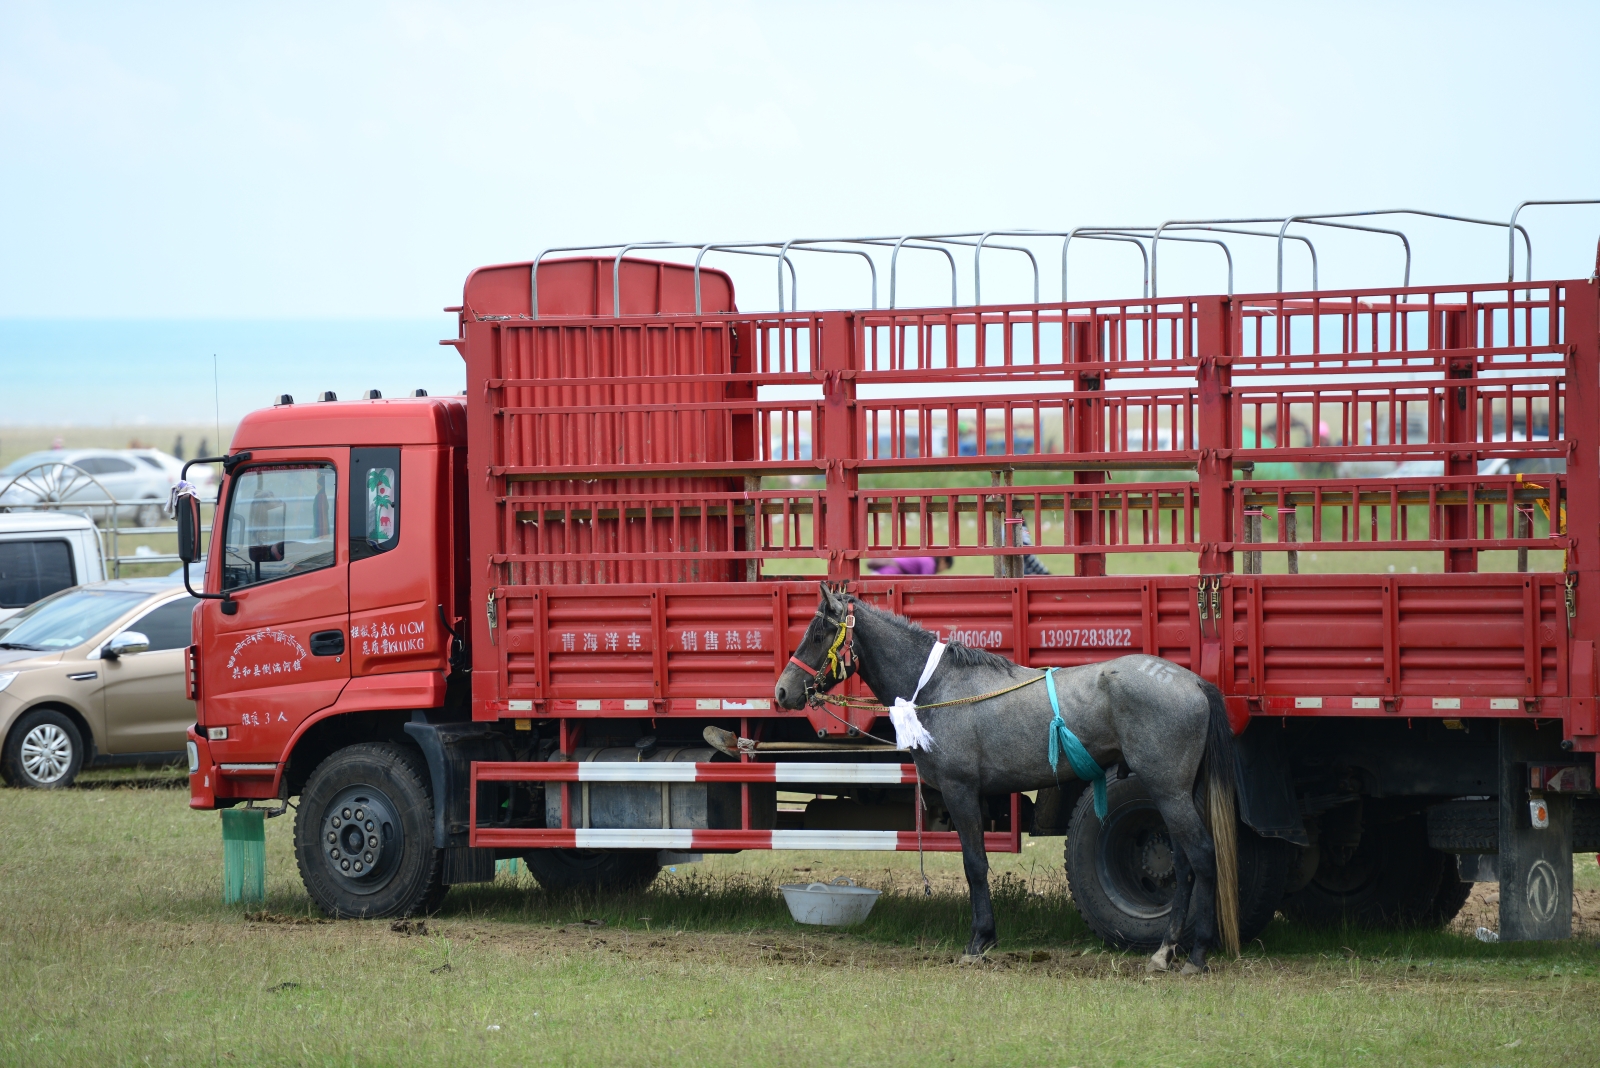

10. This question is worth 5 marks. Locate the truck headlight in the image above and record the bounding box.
[186,740,200,774]
[0,672,17,694]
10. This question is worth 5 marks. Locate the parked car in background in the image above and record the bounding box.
[0,512,106,623]
[0,449,171,526]
[125,448,217,500]
[0,579,196,788]
[1385,456,1567,478]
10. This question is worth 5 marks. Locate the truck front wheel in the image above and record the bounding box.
[294,743,445,918]
[522,849,660,894]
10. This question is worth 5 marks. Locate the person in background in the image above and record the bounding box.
[867,556,954,576]
[1017,522,1051,575]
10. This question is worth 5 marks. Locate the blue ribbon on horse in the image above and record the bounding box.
[1044,667,1108,819]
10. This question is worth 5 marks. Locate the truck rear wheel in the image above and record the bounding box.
[522,849,660,894]
[1281,811,1447,928]
[294,742,444,919]
[1427,865,1474,927]
[1064,775,1290,951]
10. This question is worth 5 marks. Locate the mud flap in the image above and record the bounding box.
[1498,719,1573,940]
[403,720,507,884]
[1234,718,1310,846]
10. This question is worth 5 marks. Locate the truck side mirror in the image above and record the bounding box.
[176,493,201,563]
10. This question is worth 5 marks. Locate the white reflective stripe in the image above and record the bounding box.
[573,829,695,850]
[219,763,277,771]
[773,763,908,784]
[771,830,900,850]
[575,763,700,782]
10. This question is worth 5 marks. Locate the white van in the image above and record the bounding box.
[0,512,107,623]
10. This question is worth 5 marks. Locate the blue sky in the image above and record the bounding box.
[3,1,1599,422]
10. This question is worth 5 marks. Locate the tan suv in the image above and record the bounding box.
[0,579,197,788]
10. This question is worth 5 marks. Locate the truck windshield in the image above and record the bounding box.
[0,587,146,650]
[221,464,336,590]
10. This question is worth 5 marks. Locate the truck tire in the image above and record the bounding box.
[2,708,85,788]
[1064,774,1289,951]
[1427,868,1474,927]
[522,849,661,894]
[294,743,445,919]
[1281,812,1445,928]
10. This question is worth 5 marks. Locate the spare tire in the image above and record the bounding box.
[1426,800,1496,853]
[1064,774,1290,951]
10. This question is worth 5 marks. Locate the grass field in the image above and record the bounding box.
[4,771,1600,1066]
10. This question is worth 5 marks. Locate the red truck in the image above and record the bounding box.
[180,239,1600,942]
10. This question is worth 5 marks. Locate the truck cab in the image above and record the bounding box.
[186,395,467,816]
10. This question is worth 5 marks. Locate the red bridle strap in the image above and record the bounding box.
[785,604,856,681]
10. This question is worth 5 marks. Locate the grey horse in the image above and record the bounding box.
[774,584,1239,974]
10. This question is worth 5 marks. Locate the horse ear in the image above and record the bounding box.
[818,581,842,613]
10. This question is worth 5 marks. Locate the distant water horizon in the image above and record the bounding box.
[0,318,465,425]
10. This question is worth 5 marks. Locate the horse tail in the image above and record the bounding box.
[1196,679,1240,957]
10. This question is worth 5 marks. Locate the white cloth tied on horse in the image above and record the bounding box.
[890,639,946,752]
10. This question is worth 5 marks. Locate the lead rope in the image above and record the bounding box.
[810,683,931,894]
[916,768,931,896]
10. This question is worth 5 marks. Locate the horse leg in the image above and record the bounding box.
[943,783,997,960]
[1147,839,1194,974]
[1148,789,1217,974]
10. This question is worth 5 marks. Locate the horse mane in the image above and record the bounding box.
[847,595,1022,673]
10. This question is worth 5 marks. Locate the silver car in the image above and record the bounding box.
[0,449,172,526]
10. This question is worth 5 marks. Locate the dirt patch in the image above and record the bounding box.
[244,911,332,925]
[1450,883,1600,937]
[375,917,1091,974]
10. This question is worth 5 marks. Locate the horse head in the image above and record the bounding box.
[773,582,858,709]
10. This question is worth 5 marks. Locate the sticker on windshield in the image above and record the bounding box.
[367,467,396,543]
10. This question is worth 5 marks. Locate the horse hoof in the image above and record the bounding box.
[1146,945,1175,973]
[1179,962,1208,977]
[960,953,988,965]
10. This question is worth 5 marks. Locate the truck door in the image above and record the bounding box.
[348,446,449,678]
[202,452,349,765]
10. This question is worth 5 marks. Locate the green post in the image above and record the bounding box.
[221,809,266,905]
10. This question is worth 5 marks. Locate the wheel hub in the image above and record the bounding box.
[320,786,401,891]
[1096,802,1180,919]
[1139,834,1175,882]
[20,723,72,783]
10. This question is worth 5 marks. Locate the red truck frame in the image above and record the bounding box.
[183,240,1600,941]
